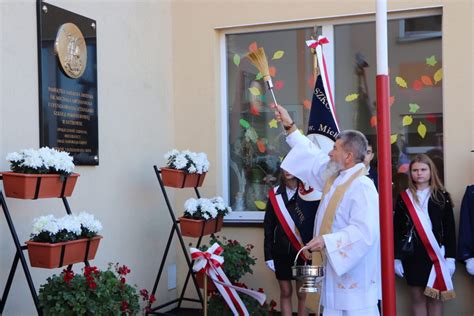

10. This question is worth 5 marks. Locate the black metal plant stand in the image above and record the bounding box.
[0,174,90,316]
[147,166,207,315]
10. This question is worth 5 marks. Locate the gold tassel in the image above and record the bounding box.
[440,290,456,301]
[424,287,440,299]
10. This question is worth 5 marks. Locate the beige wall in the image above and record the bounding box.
[0,0,175,314]
[172,0,473,315]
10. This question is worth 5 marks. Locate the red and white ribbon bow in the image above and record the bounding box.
[306,36,330,49]
[190,243,266,316]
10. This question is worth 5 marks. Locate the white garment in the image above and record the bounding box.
[323,305,379,316]
[282,130,381,311]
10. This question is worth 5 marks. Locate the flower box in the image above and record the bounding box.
[26,236,102,269]
[179,217,220,237]
[195,272,217,291]
[1,172,79,199]
[161,168,206,188]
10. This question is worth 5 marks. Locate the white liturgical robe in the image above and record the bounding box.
[281,131,381,312]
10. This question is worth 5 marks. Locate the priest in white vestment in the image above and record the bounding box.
[274,103,381,316]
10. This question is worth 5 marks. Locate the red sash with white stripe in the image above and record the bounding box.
[268,187,308,261]
[401,190,455,300]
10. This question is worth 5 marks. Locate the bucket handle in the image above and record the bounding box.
[294,246,309,266]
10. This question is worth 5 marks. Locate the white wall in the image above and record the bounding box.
[0,0,175,314]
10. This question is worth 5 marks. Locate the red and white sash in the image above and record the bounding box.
[190,243,266,316]
[268,186,308,261]
[401,190,455,300]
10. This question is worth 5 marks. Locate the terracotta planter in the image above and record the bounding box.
[26,236,102,269]
[1,172,79,199]
[195,272,217,291]
[160,168,206,188]
[215,215,224,232]
[179,217,218,237]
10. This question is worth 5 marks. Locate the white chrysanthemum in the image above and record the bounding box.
[32,215,57,236]
[200,199,217,218]
[76,212,102,233]
[174,154,188,170]
[43,221,60,235]
[226,206,232,213]
[188,165,197,173]
[184,198,198,214]
[57,215,82,236]
[164,149,179,161]
[6,151,22,162]
[21,149,43,169]
[53,151,74,173]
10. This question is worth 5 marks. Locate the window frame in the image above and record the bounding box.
[218,7,443,224]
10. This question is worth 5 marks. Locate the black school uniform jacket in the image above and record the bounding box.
[263,186,299,261]
[394,190,456,260]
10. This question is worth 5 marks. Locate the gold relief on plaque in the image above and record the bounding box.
[54,23,87,79]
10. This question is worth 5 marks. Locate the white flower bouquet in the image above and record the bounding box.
[6,147,75,175]
[30,212,102,243]
[183,197,232,220]
[210,196,232,216]
[164,149,209,174]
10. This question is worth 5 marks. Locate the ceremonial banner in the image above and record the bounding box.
[306,36,340,153]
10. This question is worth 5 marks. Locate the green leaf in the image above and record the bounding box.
[408,103,420,113]
[248,87,261,96]
[426,55,437,67]
[272,50,285,60]
[239,119,250,129]
[255,72,263,80]
[233,54,240,66]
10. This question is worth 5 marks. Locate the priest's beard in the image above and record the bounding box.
[321,160,343,183]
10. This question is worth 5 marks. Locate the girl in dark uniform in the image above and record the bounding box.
[394,154,456,316]
[264,169,309,316]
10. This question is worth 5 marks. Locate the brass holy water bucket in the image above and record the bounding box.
[291,246,324,293]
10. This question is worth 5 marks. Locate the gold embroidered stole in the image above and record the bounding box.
[306,166,367,313]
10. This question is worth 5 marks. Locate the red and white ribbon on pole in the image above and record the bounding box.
[190,243,266,316]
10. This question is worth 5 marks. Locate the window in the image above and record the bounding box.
[224,14,443,222]
[334,15,443,197]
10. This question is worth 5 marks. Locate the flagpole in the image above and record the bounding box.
[376,0,396,315]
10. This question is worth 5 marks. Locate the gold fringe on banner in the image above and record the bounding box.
[440,290,456,301]
[424,287,440,299]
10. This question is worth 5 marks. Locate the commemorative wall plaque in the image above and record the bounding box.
[37,1,98,165]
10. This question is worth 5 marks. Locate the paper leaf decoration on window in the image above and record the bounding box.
[250,105,260,116]
[268,119,278,128]
[402,115,413,126]
[345,93,359,102]
[390,96,395,107]
[398,164,409,173]
[239,119,250,129]
[303,99,311,109]
[412,80,422,91]
[255,200,266,210]
[426,114,437,124]
[274,81,284,90]
[390,134,398,144]
[269,66,276,77]
[409,103,420,113]
[421,76,433,86]
[233,54,240,66]
[418,122,427,138]
[433,68,443,84]
[395,76,407,88]
[249,42,258,52]
[255,72,263,80]
[307,74,316,88]
[248,87,261,96]
[426,55,437,67]
[370,116,377,127]
[257,139,266,153]
[272,50,284,60]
